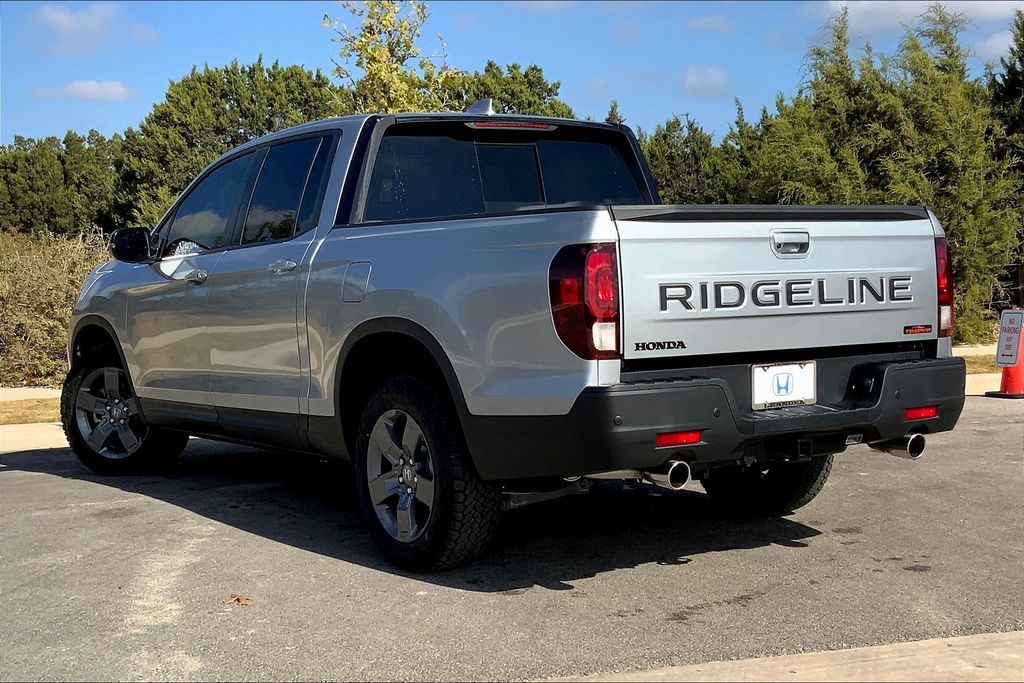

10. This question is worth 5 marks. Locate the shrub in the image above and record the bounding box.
[0,231,108,386]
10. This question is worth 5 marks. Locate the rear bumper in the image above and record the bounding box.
[462,357,965,481]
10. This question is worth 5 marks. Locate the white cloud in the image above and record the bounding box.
[683,64,730,98]
[684,14,737,34]
[34,2,159,55]
[613,20,644,45]
[975,29,1013,61]
[32,79,137,102]
[810,1,1020,36]
[514,1,576,12]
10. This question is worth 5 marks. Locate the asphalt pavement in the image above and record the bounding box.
[1,397,1022,681]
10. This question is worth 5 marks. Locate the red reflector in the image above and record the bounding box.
[904,405,938,420]
[656,430,703,448]
[467,121,556,130]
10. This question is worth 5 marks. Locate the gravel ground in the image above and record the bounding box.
[1,397,1021,681]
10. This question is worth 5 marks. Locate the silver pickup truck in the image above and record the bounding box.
[63,107,966,570]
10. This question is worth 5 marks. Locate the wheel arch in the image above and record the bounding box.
[330,317,471,460]
[69,315,130,377]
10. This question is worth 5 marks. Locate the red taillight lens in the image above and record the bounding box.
[904,405,938,421]
[656,430,703,448]
[935,238,954,338]
[550,243,620,360]
[585,247,617,319]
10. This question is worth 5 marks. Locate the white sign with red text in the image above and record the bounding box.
[995,310,1023,367]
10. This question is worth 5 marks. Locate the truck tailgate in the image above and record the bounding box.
[612,206,939,360]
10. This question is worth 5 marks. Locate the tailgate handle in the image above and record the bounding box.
[770,230,810,258]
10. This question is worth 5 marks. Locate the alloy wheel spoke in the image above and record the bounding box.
[116,425,141,454]
[414,472,434,507]
[371,418,403,465]
[401,419,423,458]
[87,420,115,451]
[103,368,121,400]
[395,494,416,541]
[76,390,106,413]
[368,471,400,505]
[122,397,140,416]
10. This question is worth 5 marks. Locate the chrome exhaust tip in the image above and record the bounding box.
[869,433,926,460]
[642,460,691,491]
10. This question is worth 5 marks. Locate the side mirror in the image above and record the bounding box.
[108,227,152,263]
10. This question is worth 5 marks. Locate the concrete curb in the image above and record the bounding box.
[953,344,998,358]
[0,387,61,401]
[966,373,1003,396]
[553,631,1024,682]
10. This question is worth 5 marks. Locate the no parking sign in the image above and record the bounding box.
[995,309,1022,367]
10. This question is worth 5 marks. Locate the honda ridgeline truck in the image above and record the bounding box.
[63,105,966,570]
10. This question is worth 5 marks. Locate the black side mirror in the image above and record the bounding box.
[108,227,152,263]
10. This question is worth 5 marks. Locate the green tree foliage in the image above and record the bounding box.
[638,115,723,203]
[605,100,624,125]
[459,61,574,117]
[117,57,337,226]
[988,10,1023,170]
[0,131,120,234]
[323,0,463,114]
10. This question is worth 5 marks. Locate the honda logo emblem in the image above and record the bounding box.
[772,372,794,397]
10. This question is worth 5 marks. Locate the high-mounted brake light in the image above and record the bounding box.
[550,243,620,360]
[466,121,557,131]
[935,238,954,338]
[904,405,938,421]
[655,430,703,448]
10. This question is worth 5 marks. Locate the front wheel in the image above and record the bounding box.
[61,362,189,475]
[355,376,501,571]
[701,455,833,516]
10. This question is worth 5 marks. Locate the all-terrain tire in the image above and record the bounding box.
[701,455,833,516]
[61,359,189,475]
[355,375,502,571]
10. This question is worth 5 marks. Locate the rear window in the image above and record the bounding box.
[360,123,645,223]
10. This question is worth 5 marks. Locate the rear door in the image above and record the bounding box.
[613,206,939,360]
[204,135,334,445]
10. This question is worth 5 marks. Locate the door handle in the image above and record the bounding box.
[770,230,811,258]
[184,268,208,285]
[267,259,298,274]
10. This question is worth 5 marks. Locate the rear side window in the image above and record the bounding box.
[165,151,256,256]
[538,140,644,205]
[241,137,322,245]
[295,138,333,234]
[364,135,483,222]
[359,123,645,224]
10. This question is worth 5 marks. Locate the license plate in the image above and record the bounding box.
[751,361,816,410]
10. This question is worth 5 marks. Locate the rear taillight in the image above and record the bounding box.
[550,243,620,360]
[935,237,954,338]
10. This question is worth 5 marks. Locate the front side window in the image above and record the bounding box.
[164,152,255,257]
[241,137,323,245]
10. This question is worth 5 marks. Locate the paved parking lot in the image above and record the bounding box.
[1,397,1022,681]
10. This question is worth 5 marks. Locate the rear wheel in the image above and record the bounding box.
[61,362,189,475]
[701,455,833,516]
[355,376,501,571]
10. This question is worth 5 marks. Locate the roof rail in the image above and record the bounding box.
[465,98,495,115]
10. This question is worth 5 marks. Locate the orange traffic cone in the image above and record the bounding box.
[986,312,1024,400]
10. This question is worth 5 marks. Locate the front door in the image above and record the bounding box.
[125,150,259,429]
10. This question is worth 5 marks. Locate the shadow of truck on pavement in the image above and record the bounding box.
[0,437,822,592]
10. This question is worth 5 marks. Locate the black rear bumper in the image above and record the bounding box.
[462,356,965,481]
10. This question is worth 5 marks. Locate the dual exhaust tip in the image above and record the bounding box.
[869,433,926,460]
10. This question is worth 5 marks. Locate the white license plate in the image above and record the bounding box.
[751,361,816,410]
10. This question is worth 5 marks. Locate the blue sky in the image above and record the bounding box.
[1,0,1019,144]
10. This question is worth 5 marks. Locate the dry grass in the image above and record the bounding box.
[964,355,1004,375]
[0,231,109,386]
[0,398,61,425]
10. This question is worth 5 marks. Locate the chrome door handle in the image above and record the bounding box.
[184,269,208,285]
[267,259,298,274]
[770,230,811,258]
